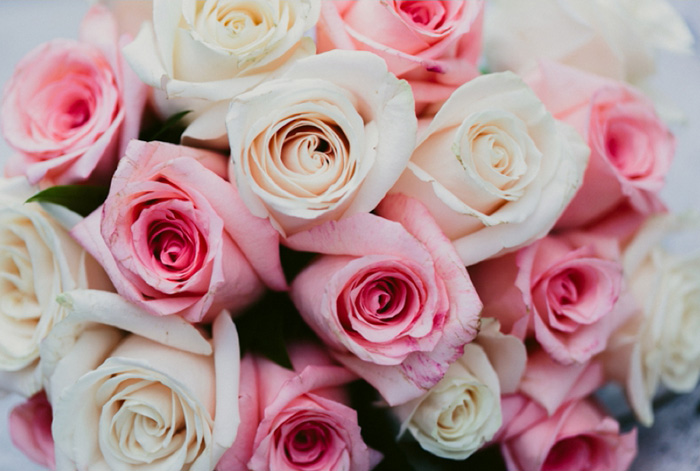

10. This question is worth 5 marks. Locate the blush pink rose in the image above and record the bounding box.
[527,62,674,229]
[288,194,482,406]
[471,231,626,365]
[499,397,637,471]
[217,344,378,471]
[9,391,55,470]
[317,0,483,113]
[1,5,146,186]
[72,140,285,323]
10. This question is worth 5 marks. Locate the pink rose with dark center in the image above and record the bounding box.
[317,0,483,113]
[9,391,55,470]
[72,140,286,323]
[288,194,481,405]
[527,62,674,228]
[218,345,378,471]
[1,5,146,186]
[471,231,626,364]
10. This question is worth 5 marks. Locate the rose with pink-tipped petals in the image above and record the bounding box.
[72,140,285,323]
[1,5,146,186]
[288,194,481,406]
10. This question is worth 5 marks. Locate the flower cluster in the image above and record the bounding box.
[0,1,697,470]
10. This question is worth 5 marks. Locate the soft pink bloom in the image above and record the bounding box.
[9,391,55,470]
[471,231,627,365]
[1,5,146,186]
[527,62,674,229]
[317,0,483,113]
[217,344,378,471]
[499,397,637,471]
[288,194,481,405]
[72,140,285,323]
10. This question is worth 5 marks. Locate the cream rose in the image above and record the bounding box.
[42,290,239,471]
[0,177,109,397]
[484,0,694,84]
[392,72,589,266]
[226,50,417,236]
[123,0,321,147]
[602,214,700,426]
[392,319,526,460]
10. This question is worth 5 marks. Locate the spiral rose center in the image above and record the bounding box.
[283,421,331,467]
[398,1,446,29]
[197,0,277,53]
[543,436,599,471]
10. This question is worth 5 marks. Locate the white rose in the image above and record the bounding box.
[0,177,109,396]
[392,319,526,460]
[123,0,320,148]
[226,50,417,236]
[604,214,700,426]
[391,72,589,266]
[484,0,694,84]
[44,290,239,471]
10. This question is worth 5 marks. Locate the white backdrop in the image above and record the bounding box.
[0,1,698,470]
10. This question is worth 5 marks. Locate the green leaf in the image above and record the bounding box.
[139,110,192,144]
[26,185,109,217]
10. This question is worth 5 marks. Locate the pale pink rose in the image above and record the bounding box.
[499,397,637,471]
[288,194,481,406]
[1,5,147,186]
[527,62,674,229]
[72,140,285,323]
[317,0,483,113]
[471,231,626,365]
[218,344,378,471]
[9,391,55,470]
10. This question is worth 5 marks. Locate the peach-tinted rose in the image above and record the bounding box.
[317,0,483,113]
[288,194,481,406]
[72,140,285,323]
[527,62,674,229]
[1,5,146,186]
[9,391,55,470]
[471,231,626,364]
[218,344,378,471]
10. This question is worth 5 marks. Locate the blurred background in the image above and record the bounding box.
[0,1,698,469]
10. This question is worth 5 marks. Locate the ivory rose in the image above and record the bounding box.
[526,63,675,229]
[391,319,525,460]
[1,5,146,186]
[9,391,55,470]
[123,0,320,148]
[392,72,589,266]
[43,290,240,471]
[72,140,285,323]
[603,214,700,426]
[470,231,626,365]
[317,0,483,113]
[218,344,377,471]
[0,177,109,397]
[226,50,417,236]
[288,194,481,406]
[484,0,694,84]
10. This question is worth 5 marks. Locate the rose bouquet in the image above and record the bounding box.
[0,1,698,470]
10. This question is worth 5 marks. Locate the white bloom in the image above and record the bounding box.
[484,0,694,84]
[392,319,526,460]
[0,178,108,396]
[45,290,239,471]
[227,50,417,236]
[123,0,321,147]
[392,72,589,266]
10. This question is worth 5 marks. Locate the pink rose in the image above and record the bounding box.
[1,5,146,186]
[218,344,378,471]
[9,391,55,470]
[527,62,674,228]
[317,0,483,113]
[288,194,481,405]
[72,140,285,323]
[500,398,637,471]
[471,231,626,364]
